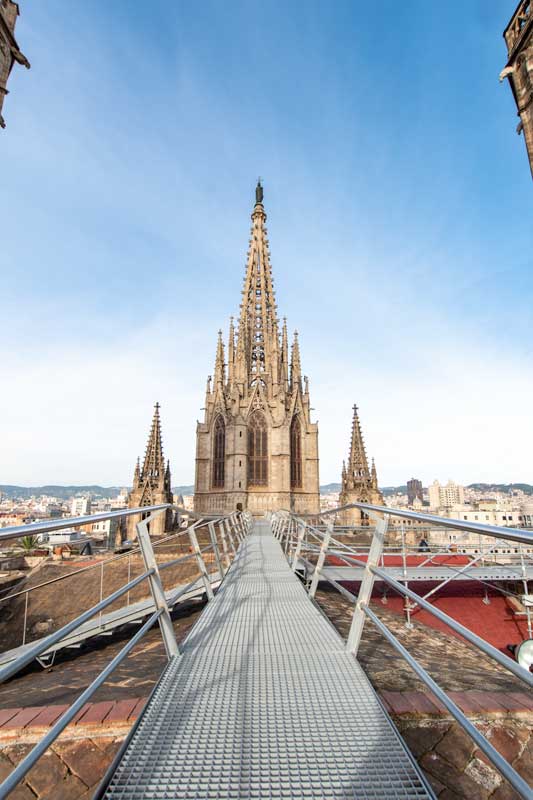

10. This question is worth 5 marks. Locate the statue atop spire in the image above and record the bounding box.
[255,178,264,205]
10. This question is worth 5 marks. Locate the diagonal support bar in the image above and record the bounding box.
[309,520,332,598]
[188,524,215,601]
[136,512,179,659]
[346,513,388,655]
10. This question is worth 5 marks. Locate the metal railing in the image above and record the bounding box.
[0,503,252,799]
[272,503,533,800]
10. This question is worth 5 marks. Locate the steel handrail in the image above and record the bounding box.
[0,523,194,606]
[0,506,253,800]
[362,605,533,800]
[315,546,533,688]
[0,569,155,684]
[274,509,533,799]
[0,608,164,800]
[0,504,172,542]
[0,503,225,545]
[355,503,533,546]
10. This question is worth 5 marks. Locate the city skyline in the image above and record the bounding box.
[1,1,532,487]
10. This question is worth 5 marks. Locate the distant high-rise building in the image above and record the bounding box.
[71,497,91,517]
[428,479,464,510]
[501,1,533,178]
[0,0,30,129]
[338,405,383,526]
[407,478,423,507]
[127,403,173,539]
[194,182,320,516]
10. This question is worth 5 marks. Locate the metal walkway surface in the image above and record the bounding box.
[100,522,433,799]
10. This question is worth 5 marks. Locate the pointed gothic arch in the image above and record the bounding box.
[248,411,268,486]
[212,415,226,488]
[290,415,302,488]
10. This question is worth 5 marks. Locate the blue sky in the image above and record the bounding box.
[1,0,531,487]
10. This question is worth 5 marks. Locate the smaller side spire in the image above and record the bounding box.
[142,402,165,480]
[290,330,302,391]
[133,457,140,488]
[348,404,370,480]
[279,318,289,391]
[227,316,235,384]
[371,457,378,489]
[213,329,226,386]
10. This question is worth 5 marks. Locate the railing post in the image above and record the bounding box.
[232,513,244,542]
[224,518,238,556]
[217,520,232,569]
[292,520,306,572]
[136,513,179,659]
[233,512,245,540]
[208,521,225,581]
[346,513,389,655]
[22,590,29,646]
[188,524,215,601]
[285,518,293,555]
[309,520,332,598]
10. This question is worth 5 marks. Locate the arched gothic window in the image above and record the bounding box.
[290,415,302,488]
[213,415,225,488]
[248,412,268,486]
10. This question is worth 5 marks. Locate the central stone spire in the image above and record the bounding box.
[234,181,279,392]
[194,182,320,516]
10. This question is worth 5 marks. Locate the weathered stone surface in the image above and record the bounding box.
[4,743,34,765]
[420,752,489,799]
[53,739,112,788]
[512,738,533,785]
[476,724,529,765]
[24,749,67,795]
[424,771,446,796]
[40,771,86,800]
[464,757,501,794]
[401,723,450,759]
[435,724,476,771]
[490,780,523,800]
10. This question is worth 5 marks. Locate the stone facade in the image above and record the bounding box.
[502,1,533,179]
[194,182,320,516]
[0,0,30,129]
[126,403,173,540]
[338,404,383,526]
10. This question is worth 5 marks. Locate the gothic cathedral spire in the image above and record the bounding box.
[127,403,174,539]
[194,182,320,515]
[339,403,383,527]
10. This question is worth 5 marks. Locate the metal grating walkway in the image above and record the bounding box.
[101,521,434,799]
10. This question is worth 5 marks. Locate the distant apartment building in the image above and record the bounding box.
[501,0,533,178]
[71,497,91,517]
[428,480,465,510]
[0,0,30,128]
[407,478,423,506]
